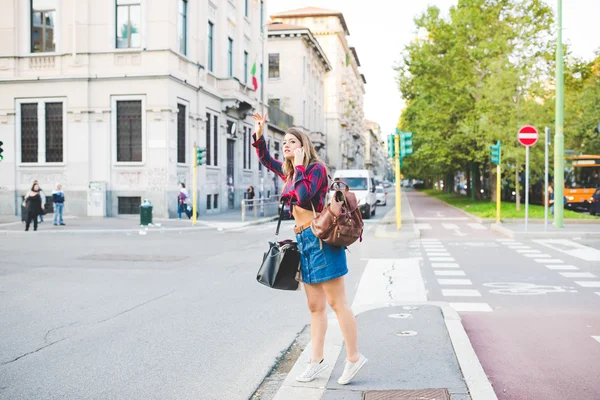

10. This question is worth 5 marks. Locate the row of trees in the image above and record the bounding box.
[396,0,600,201]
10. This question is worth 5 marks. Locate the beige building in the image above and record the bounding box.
[0,0,272,218]
[265,22,331,162]
[270,7,366,171]
[364,119,387,180]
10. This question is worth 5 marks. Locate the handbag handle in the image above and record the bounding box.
[275,199,286,237]
[330,179,350,192]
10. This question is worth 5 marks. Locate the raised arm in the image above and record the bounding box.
[251,113,285,180]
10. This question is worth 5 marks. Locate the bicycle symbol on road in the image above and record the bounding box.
[483,282,576,295]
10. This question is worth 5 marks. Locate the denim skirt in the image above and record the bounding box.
[295,226,348,284]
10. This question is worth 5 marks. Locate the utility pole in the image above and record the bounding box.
[554,0,565,228]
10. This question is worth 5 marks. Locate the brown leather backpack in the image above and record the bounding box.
[311,180,364,247]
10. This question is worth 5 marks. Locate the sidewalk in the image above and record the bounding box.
[0,209,277,235]
[491,221,600,239]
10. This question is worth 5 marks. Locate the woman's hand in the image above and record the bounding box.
[293,148,305,167]
[252,113,268,139]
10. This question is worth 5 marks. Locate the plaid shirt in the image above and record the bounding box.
[252,134,328,212]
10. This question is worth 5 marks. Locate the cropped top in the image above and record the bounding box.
[252,133,328,212]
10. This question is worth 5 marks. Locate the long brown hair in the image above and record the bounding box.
[281,128,324,179]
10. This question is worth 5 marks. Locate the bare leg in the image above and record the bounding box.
[303,282,327,362]
[322,277,359,362]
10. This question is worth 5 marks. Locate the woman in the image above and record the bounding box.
[251,113,367,385]
[24,182,44,231]
[178,183,190,219]
[247,186,255,211]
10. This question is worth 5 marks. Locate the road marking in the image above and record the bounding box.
[467,223,487,230]
[559,272,596,278]
[497,239,516,242]
[596,292,600,297]
[417,217,470,221]
[423,245,445,249]
[428,253,451,258]
[524,254,551,258]
[415,223,432,230]
[442,289,482,297]
[534,239,600,262]
[430,257,455,262]
[443,223,459,230]
[432,263,460,268]
[420,239,442,242]
[535,259,563,264]
[545,265,579,270]
[438,279,473,285]
[593,336,600,344]
[575,281,600,288]
[435,270,466,276]
[516,249,541,253]
[450,303,493,312]
[507,246,530,249]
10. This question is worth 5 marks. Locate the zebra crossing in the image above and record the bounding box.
[415,222,487,231]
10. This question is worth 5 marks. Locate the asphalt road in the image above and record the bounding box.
[0,198,394,400]
[407,189,600,400]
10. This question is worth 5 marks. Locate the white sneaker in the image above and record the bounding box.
[295,359,328,382]
[337,354,367,385]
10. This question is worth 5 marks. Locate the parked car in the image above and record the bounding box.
[331,169,377,219]
[589,188,600,216]
[375,185,387,206]
[382,181,392,189]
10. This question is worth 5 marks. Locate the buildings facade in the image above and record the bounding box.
[0,0,271,218]
[270,7,366,172]
[364,120,388,180]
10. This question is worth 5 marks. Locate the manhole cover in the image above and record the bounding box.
[363,389,450,400]
[78,254,188,262]
[388,313,412,319]
[396,330,418,337]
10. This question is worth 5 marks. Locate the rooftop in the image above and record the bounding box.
[270,6,350,35]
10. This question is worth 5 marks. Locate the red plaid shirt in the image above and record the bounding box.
[252,134,328,212]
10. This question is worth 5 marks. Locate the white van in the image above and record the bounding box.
[331,169,378,219]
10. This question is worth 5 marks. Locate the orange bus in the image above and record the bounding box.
[565,155,600,211]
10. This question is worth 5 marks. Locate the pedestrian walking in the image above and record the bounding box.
[52,183,65,226]
[37,183,46,223]
[252,112,367,385]
[548,181,555,216]
[178,183,191,219]
[247,185,255,211]
[23,182,43,231]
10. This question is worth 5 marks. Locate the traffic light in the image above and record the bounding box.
[0,141,3,161]
[400,132,413,157]
[490,140,501,165]
[195,147,206,166]
[387,134,395,158]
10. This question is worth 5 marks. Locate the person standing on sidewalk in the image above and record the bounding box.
[252,113,367,385]
[548,181,555,216]
[37,182,46,223]
[178,183,191,219]
[247,186,255,211]
[24,182,43,231]
[52,183,65,226]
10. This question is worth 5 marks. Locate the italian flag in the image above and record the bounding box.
[251,61,258,92]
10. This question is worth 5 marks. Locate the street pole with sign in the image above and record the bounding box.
[394,132,401,230]
[544,127,551,231]
[490,140,502,223]
[518,125,539,231]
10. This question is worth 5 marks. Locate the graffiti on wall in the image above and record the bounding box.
[117,172,141,188]
[22,173,68,188]
[147,168,167,191]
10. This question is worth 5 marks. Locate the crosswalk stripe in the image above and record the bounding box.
[432,263,460,268]
[546,265,578,270]
[435,270,466,276]
[442,223,459,230]
[427,253,451,257]
[535,259,563,264]
[508,246,530,249]
[575,281,600,288]
[593,336,600,344]
[516,249,540,253]
[430,257,455,262]
[467,223,487,230]
[524,254,551,258]
[442,289,481,297]
[438,279,473,285]
[596,292,600,297]
[450,303,493,312]
[415,223,432,230]
[559,272,596,278]
[497,239,516,242]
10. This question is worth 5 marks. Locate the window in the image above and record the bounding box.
[206,112,219,166]
[213,194,219,209]
[268,98,280,108]
[18,100,64,164]
[208,22,214,72]
[177,104,186,163]
[116,100,142,162]
[118,197,141,214]
[274,141,280,160]
[178,0,187,55]
[244,51,249,84]
[228,38,234,77]
[243,126,251,170]
[116,0,141,49]
[268,53,280,78]
[206,194,212,210]
[245,0,249,18]
[31,0,56,53]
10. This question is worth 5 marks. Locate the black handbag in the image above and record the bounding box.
[256,202,301,291]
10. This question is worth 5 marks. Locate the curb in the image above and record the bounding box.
[0,216,278,236]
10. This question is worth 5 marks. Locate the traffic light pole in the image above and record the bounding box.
[395,134,401,230]
[496,164,501,223]
[192,146,198,226]
[554,0,565,228]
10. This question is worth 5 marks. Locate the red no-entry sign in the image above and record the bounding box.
[518,125,538,146]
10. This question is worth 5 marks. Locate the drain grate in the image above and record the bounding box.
[78,254,188,262]
[363,388,450,400]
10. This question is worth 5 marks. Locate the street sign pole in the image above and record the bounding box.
[525,146,529,232]
[544,127,550,231]
[395,133,401,230]
[554,0,565,228]
[192,145,198,226]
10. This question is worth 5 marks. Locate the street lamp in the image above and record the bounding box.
[554,0,565,228]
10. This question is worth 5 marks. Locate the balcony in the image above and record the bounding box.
[218,77,254,117]
[268,105,293,130]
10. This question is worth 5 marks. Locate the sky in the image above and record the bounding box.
[267,0,600,136]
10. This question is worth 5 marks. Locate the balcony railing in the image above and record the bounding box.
[268,105,294,130]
